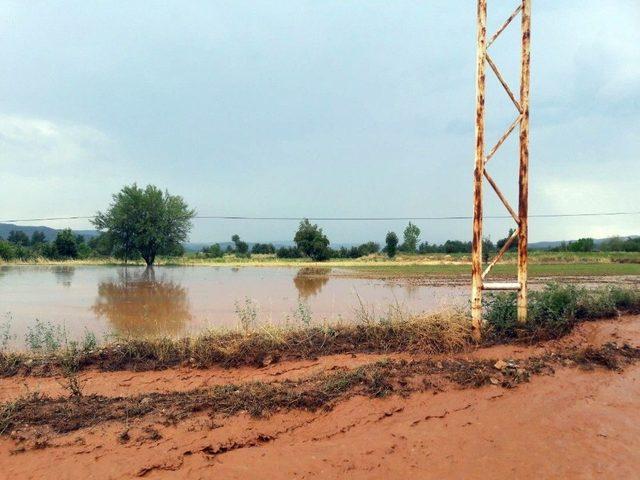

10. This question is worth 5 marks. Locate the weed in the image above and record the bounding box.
[234,297,258,333]
[293,300,312,326]
[25,319,65,353]
[81,330,97,352]
[0,315,14,352]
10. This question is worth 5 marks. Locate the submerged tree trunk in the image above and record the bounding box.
[142,250,156,266]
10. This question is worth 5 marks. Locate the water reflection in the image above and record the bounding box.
[92,267,192,337]
[53,266,75,287]
[293,268,330,300]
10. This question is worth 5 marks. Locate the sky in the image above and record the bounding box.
[0,0,638,244]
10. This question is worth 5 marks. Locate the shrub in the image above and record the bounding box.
[484,284,640,341]
[202,244,224,258]
[0,241,17,261]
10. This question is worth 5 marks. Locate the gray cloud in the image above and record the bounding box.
[0,0,638,243]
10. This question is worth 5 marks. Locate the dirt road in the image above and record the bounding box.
[2,315,639,479]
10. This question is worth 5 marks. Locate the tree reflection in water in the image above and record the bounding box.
[52,266,75,287]
[293,268,330,300]
[92,267,192,337]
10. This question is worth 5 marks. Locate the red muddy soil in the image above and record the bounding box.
[2,315,640,479]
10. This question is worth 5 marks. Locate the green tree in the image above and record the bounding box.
[92,184,195,266]
[231,234,250,257]
[401,222,420,253]
[30,231,47,245]
[385,231,399,258]
[54,228,79,258]
[88,232,115,257]
[568,237,595,252]
[0,240,17,260]
[8,230,29,246]
[496,228,518,251]
[294,219,330,261]
[251,243,276,254]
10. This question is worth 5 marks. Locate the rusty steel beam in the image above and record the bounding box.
[483,170,519,222]
[485,114,522,164]
[517,0,531,323]
[471,0,487,341]
[487,4,523,47]
[482,227,519,279]
[486,53,523,114]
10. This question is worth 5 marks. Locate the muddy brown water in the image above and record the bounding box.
[0,266,468,348]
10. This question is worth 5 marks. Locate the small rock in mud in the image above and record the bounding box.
[494,360,508,370]
[118,429,130,443]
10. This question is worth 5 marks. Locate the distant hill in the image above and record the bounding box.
[0,223,98,241]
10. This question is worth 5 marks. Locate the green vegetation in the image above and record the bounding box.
[1,284,638,377]
[400,222,420,253]
[293,219,330,261]
[484,284,640,340]
[92,184,195,266]
[0,228,90,261]
[231,234,250,258]
[200,243,224,258]
[385,231,399,258]
[600,236,640,252]
[251,243,276,254]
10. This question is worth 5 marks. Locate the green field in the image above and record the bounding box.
[345,262,640,278]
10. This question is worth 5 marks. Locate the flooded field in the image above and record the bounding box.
[0,266,468,347]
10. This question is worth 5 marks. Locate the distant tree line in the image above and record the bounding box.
[547,236,640,253]
[0,229,90,261]
[4,182,639,264]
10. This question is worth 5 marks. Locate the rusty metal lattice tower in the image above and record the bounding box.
[471,0,531,340]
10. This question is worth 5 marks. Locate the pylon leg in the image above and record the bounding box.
[471,0,487,341]
[517,0,531,324]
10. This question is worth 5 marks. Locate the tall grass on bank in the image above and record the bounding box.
[0,311,471,376]
[0,285,639,377]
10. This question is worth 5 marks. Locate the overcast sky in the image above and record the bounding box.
[0,1,638,244]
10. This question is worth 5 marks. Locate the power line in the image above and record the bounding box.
[1,211,640,223]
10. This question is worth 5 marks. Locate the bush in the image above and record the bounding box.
[0,240,17,261]
[484,284,640,341]
[201,244,224,258]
